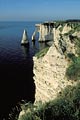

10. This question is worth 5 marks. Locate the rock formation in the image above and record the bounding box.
[21,29,29,45]
[18,21,80,120]
[33,45,76,103]
[32,22,55,42]
[33,21,80,103]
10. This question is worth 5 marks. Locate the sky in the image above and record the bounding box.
[0,0,80,21]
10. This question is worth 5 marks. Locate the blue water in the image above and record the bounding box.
[0,21,37,64]
[0,21,48,119]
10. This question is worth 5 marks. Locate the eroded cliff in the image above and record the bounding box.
[34,46,76,103]
[33,21,80,103]
[18,21,80,120]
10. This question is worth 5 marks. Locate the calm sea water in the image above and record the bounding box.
[0,21,38,64]
[0,21,48,119]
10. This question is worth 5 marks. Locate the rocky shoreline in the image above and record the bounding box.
[18,20,80,119]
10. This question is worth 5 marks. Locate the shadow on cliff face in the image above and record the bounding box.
[0,46,35,119]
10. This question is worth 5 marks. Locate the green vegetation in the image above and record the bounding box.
[35,47,49,58]
[16,20,80,120]
[65,32,80,81]
[18,82,80,120]
[64,22,80,36]
[55,20,80,34]
[64,30,74,36]
[55,21,65,29]
[66,56,80,81]
[54,21,66,31]
[59,26,63,32]
[75,37,80,56]
[59,23,66,32]
[62,21,80,81]
[66,22,80,29]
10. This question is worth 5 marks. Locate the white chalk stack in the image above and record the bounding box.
[21,29,29,45]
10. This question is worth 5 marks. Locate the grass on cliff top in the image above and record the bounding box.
[55,20,80,33]
[65,51,80,81]
[66,36,80,81]
[18,82,80,120]
[35,47,49,58]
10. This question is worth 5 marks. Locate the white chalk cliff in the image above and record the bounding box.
[33,45,77,103]
[18,21,80,120]
[33,23,79,103]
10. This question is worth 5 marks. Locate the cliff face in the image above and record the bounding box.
[33,45,76,103]
[32,22,55,42]
[33,22,80,103]
[18,21,80,120]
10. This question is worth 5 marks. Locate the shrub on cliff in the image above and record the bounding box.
[66,55,80,81]
[35,47,49,58]
[75,37,80,56]
[18,83,80,120]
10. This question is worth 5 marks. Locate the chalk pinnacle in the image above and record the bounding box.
[21,29,29,45]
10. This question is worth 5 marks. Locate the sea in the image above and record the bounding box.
[0,21,48,119]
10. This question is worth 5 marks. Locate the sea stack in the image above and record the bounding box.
[21,29,29,45]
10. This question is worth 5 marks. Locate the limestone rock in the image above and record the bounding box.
[33,22,79,103]
[62,24,71,34]
[72,31,80,38]
[33,45,76,103]
[21,29,29,45]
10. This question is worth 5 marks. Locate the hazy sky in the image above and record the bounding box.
[0,0,80,21]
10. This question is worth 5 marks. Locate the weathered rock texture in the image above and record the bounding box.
[33,45,76,103]
[18,21,80,119]
[32,22,55,42]
[33,22,80,103]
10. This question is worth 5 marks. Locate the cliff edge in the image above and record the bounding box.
[33,21,80,103]
[33,45,77,103]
